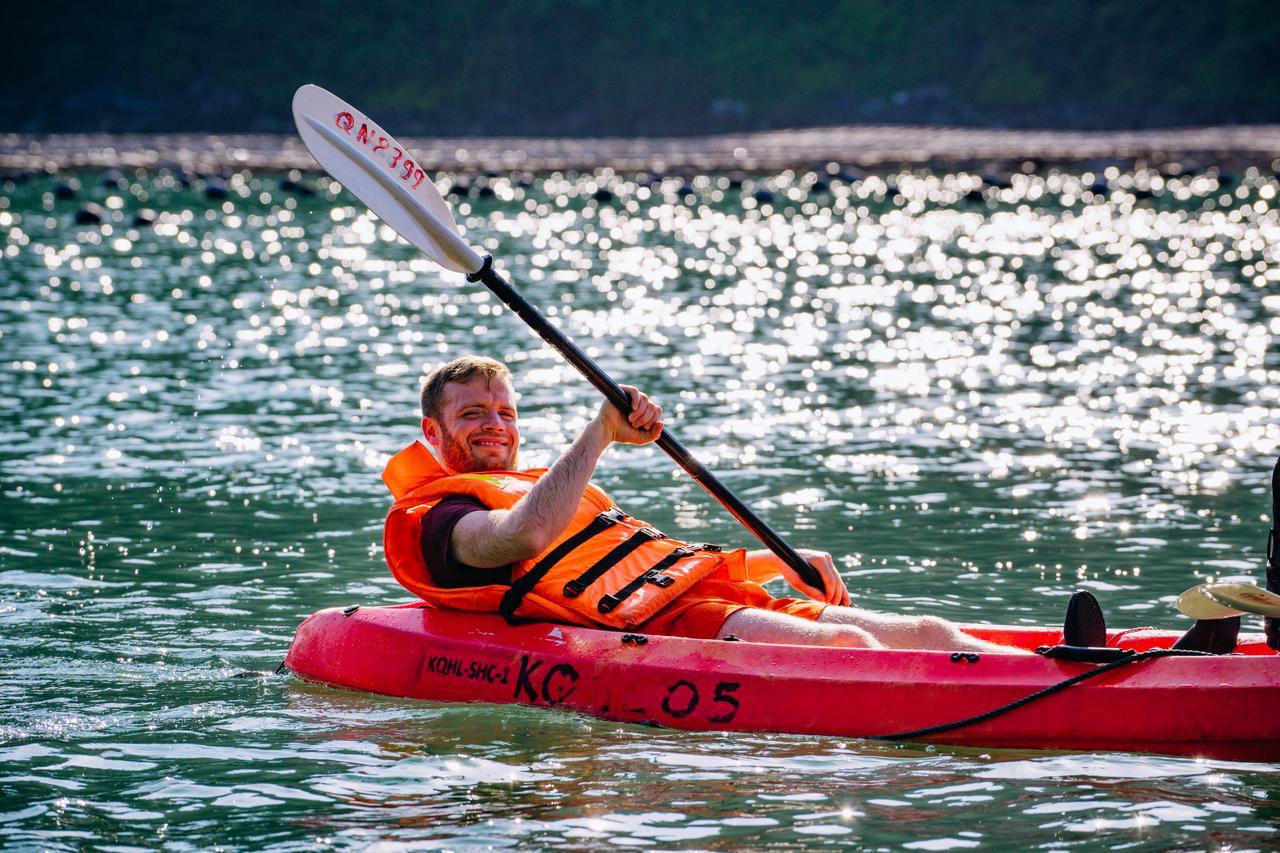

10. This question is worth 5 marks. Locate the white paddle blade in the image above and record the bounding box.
[291,84,483,275]
[1201,582,1280,618]
[1175,584,1246,619]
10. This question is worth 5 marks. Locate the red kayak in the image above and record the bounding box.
[285,602,1280,761]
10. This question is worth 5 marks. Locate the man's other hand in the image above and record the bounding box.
[595,385,663,445]
[780,549,852,606]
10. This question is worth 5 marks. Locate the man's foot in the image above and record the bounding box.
[1063,590,1107,647]
[1172,617,1240,654]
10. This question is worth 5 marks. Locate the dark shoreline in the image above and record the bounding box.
[3,125,1279,175]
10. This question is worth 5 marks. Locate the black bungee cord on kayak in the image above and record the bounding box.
[870,647,1214,742]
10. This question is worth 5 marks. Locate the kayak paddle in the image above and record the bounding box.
[291,84,828,594]
[1175,581,1280,619]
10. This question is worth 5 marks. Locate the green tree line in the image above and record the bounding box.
[8,0,1279,134]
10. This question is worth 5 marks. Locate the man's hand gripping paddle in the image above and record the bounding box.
[291,84,829,596]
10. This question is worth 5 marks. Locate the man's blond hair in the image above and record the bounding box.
[420,355,512,420]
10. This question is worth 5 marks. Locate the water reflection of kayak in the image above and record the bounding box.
[285,603,1280,761]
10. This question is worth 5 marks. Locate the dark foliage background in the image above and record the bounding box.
[7,0,1279,134]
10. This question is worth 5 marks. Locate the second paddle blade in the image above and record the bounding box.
[1175,584,1246,619]
[1203,582,1280,618]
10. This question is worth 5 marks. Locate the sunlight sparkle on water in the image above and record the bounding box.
[3,164,1280,848]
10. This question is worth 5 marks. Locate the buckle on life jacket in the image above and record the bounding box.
[499,507,625,624]
[563,525,666,598]
[596,546,696,613]
[597,569,675,613]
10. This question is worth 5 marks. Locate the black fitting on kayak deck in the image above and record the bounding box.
[620,633,649,645]
[871,647,1215,743]
[1037,644,1135,663]
[949,652,980,663]
[342,605,360,616]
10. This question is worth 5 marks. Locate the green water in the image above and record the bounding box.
[3,164,1280,848]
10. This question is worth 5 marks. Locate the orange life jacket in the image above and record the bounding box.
[382,442,747,629]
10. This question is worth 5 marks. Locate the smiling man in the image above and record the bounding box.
[381,355,1022,652]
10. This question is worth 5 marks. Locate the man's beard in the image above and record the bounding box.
[437,427,516,472]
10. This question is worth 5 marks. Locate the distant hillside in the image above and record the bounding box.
[8,0,1279,135]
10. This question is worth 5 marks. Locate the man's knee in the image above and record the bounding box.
[914,614,960,642]
[819,607,964,645]
[720,608,881,648]
[916,614,957,635]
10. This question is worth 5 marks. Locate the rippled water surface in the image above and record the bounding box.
[3,163,1280,848]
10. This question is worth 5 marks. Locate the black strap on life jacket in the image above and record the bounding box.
[499,507,625,624]
[597,545,712,614]
[562,525,666,598]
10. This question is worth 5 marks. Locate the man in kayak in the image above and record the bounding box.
[383,355,1025,653]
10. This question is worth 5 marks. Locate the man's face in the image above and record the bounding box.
[422,375,520,473]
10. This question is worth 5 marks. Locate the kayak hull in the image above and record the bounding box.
[285,603,1280,761]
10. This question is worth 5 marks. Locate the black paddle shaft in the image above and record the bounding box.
[466,255,827,594]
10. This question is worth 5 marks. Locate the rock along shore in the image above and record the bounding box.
[3,125,1279,174]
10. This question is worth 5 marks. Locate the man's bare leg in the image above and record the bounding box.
[718,606,1026,653]
[819,605,1026,653]
[718,608,883,648]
